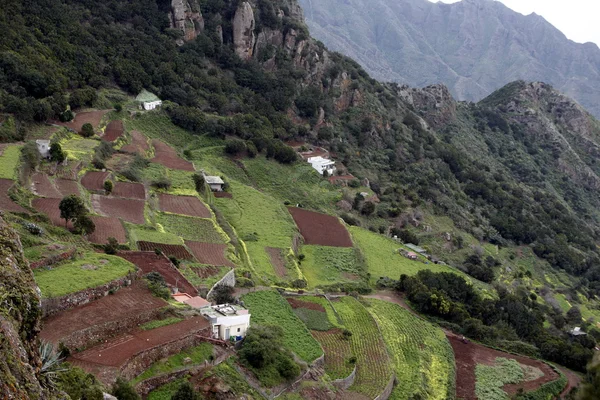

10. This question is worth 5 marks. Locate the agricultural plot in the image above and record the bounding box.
[121,130,150,154]
[367,299,455,400]
[475,358,524,400]
[267,247,288,277]
[52,110,108,132]
[311,330,354,379]
[81,171,111,192]
[91,195,145,224]
[185,241,235,267]
[87,216,127,244]
[165,169,196,195]
[54,160,82,180]
[0,144,22,179]
[31,173,61,198]
[119,251,197,295]
[32,198,69,227]
[156,213,225,243]
[350,227,460,283]
[60,136,99,162]
[179,263,229,288]
[300,245,363,287]
[55,179,81,197]
[112,181,145,199]
[127,225,184,245]
[151,139,194,171]
[286,298,335,332]
[241,291,323,362]
[0,179,28,213]
[158,194,210,217]
[333,296,393,398]
[288,207,353,247]
[137,241,195,260]
[33,252,136,297]
[102,120,124,142]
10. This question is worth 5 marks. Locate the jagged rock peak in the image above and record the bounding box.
[169,0,204,45]
[398,84,457,128]
[233,1,256,60]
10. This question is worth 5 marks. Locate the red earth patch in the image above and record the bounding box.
[81,171,111,192]
[185,241,235,267]
[0,179,28,214]
[102,120,124,142]
[266,247,287,277]
[288,207,353,247]
[112,182,145,200]
[31,173,61,198]
[286,297,326,312]
[213,192,233,199]
[32,198,69,228]
[52,110,109,133]
[137,241,195,261]
[151,140,194,171]
[55,179,81,197]
[91,195,145,224]
[87,216,128,245]
[158,194,211,218]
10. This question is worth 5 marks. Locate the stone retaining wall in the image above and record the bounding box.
[374,374,396,400]
[331,365,357,390]
[30,249,76,269]
[206,269,235,300]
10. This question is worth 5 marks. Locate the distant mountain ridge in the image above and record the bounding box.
[299,0,600,117]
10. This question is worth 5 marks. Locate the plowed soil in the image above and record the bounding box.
[32,198,70,228]
[158,194,211,217]
[138,241,195,260]
[56,178,81,197]
[193,265,221,279]
[151,140,194,171]
[213,192,232,199]
[81,171,111,192]
[52,110,109,132]
[31,173,61,198]
[91,195,145,224]
[112,182,145,199]
[119,251,197,295]
[121,130,150,154]
[185,241,235,267]
[40,282,166,344]
[102,120,124,142]
[0,179,28,213]
[286,298,326,312]
[267,247,287,277]
[448,334,561,399]
[87,216,127,245]
[288,207,353,247]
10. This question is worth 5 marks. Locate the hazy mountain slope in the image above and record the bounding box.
[299,0,600,117]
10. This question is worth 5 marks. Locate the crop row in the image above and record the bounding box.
[311,329,354,379]
[367,299,456,400]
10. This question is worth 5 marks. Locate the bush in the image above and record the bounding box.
[80,123,94,138]
[111,377,140,400]
[104,180,113,194]
[224,139,246,155]
[49,142,66,163]
[193,174,205,192]
[211,284,235,304]
[172,382,200,400]
[104,237,119,255]
[144,272,170,300]
[168,256,180,267]
[152,176,172,190]
[22,221,43,235]
[56,366,103,400]
[114,103,123,112]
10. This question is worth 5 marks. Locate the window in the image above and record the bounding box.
[237,328,241,332]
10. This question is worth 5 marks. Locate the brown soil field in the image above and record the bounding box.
[0,179,28,214]
[448,334,561,399]
[40,282,166,344]
[138,241,195,261]
[105,153,133,172]
[119,251,197,295]
[158,194,210,217]
[267,247,287,277]
[81,171,111,192]
[55,179,81,197]
[69,316,210,371]
[288,207,353,247]
[112,181,145,199]
[87,216,128,245]
[31,173,61,198]
[121,130,150,154]
[213,192,233,199]
[52,110,109,133]
[193,265,221,279]
[102,120,124,142]
[185,241,235,267]
[286,298,326,312]
[151,139,195,171]
[32,198,70,228]
[55,160,82,180]
[91,195,145,224]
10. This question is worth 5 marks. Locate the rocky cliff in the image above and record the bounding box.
[169,0,204,45]
[0,215,59,399]
[299,0,600,118]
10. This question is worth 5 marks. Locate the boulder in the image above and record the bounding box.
[233,2,256,60]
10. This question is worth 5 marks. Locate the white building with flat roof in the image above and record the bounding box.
[308,156,336,176]
[142,100,162,110]
[202,304,250,341]
[205,175,225,192]
[36,140,50,159]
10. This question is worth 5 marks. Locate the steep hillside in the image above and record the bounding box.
[298,0,600,118]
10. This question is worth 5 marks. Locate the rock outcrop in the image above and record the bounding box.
[0,215,60,399]
[169,0,204,45]
[398,84,457,129]
[233,2,256,60]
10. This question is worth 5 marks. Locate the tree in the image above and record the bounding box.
[567,307,583,325]
[104,237,119,255]
[211,284,235,304]
[193,174,205,192]
[21,141,41,172]
[74,215,95,235]
[114,103,123,112]
[104,180,113,194]
[59,195,86,228]
[49,143,66,163]
[111,377,140,400]
[80,123,94,138]
[361,201,376,216]
[171,382,200,400]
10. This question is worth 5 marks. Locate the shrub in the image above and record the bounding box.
[49,143,66,163]
[111,377,140,400]
[144,272,170,300]
[342,329,353,340]
[211,284,235,304]
[224,139,246,155]
[80,123,94,138]
[104,180,113,194]
[114,103,123,112]
[168,256,180,267]
[152,176,172,190]
[193,173,205,192]
[104,237,119,255]
[22,221,43,235]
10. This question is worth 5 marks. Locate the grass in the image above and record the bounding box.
[147,378,187,400]
[350,226,462,283]
[207,359,262,398]
[57,132,98,162]
[0,144,22,179]
[475,358,524,400]
[242,290,323,362]
[139,317,183,331]
[125,111,200,149]
[166,169,196,195]
[333,296,393,397]
[300,245,364,287]
[127,225,184,245]
[156,213,226,243]
[367,299,455,400]
[33,252,136,297]
[132,343,213,385]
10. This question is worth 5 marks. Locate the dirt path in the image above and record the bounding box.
[558,366,582,398]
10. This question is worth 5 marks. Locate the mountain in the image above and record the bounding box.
[298,0,600,118]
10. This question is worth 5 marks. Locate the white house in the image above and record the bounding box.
[36,140,50,159]
[205,175,225,192]
[142,100,162,111]
[202,304,251,341]
[569,327,587,336]
[308,156,336,176]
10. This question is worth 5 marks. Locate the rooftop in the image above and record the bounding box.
[405,243,428,254]
[36,140,50,145]
[135,89,160,103]
[205,175,225,185]
[172,293,211,309]
[202,303,249,318]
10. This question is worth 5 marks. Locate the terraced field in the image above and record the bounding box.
[156,213,225,242]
